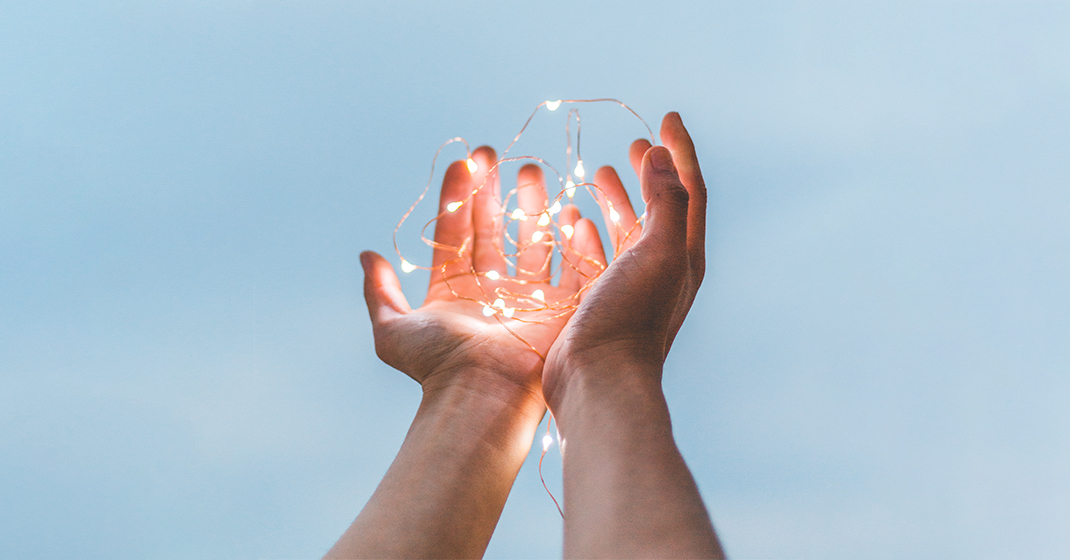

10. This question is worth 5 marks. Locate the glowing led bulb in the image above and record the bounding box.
[493,298,506,309]
[467,158,478,173]
[548,201,562,215]
[400,259,417,273]
[545,100,562,111]
[532,289,545,302]
[485,270,500,280]
[537,212,551,227]
[560,224,574,240]
[542,434,553,451]
[574,160,585,179]
[511,208,527,221]
[531,231,544,242]
[482,305,495,317]
[565,180,576,198]
[609,207,621,223]
[503,307,515,318]
[446,201,463,213]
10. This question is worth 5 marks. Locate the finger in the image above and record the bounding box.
[360,251,412,326]
[629,138,652,180]
[594,165,641,255]
[515,164,552,281]
[430,159,475,285]
[557,204,582,290]
[660,112,706,281]
[564,217,607,295]
[470,146,506,275]
[638,146,689,266]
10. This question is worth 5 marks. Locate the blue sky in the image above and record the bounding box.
[2,2,1069,558]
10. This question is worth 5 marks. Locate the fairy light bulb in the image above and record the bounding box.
[531,289,545,302]
[446,201,463,213]
[400,259,417,273]
[531,230,544,242]
[542,434,553,451]
[548,201,562,215]
[482,304,495,317]
[511,208,527,221]
[607,202,621,223]
[466,158,478,173]
[545,100,562,111]
[537,212,551,227]
[565,180,576,198]
[560,224,574,240]
[485,270,500,280]
[493,297,506,309]
[503,307,515,318]
[574,160,585,179]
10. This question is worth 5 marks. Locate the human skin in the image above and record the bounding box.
[324,147,606,559]
[326,112,723,559]
[543,112,726,558]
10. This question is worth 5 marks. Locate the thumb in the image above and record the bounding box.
[639,146,690,254]
[360,251,412,328]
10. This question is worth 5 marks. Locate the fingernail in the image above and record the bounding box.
[650,147,675,172]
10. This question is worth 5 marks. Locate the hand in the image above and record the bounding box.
[543,112,707,407]
[335,146,610,559]
[361,146,606,404]
[540,114,723,558]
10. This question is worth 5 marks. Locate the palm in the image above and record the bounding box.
[362,147,606,397]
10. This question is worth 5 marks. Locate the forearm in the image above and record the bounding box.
[555,363,724,559]
[325,376,544,559]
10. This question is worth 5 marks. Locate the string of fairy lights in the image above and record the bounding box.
[392,99,655,518]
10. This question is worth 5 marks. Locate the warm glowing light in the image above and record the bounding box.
[392,98,653,523]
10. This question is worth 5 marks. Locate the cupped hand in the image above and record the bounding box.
[543,112,707,408]
[361,146,607,402]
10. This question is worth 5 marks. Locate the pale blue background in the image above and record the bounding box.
[2,2,1069,559]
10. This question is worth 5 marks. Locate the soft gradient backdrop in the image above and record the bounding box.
[2,2,1068,559]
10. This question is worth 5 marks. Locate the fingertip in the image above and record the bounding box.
[445,159,471,180]
[594,165,619,183]
[645,146,677,174]
[519,162,543,176]
[471,145,498,169]
[517,163,545,191]
[560,203,581,223]
[629,138,652,176]
[660,112,695,152]
[360,250,380,271]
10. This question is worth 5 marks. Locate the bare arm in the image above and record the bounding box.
[544,113,725,559]
[324,358,544,559]
[327,148,605,558]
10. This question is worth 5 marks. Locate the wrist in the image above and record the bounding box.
[548,358,667,429]
[416,365,546,457]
